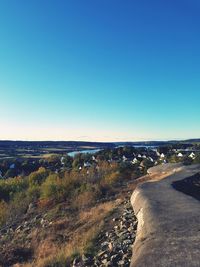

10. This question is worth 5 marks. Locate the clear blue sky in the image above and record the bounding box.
[0,0,200,141]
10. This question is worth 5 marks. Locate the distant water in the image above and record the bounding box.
[68,149,101,157]
[68,145,157,157]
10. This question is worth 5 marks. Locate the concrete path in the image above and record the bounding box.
[130,163,200,267]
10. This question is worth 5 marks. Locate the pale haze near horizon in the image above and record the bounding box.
[0,119,198,142]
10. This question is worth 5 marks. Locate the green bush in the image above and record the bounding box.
[8,191,30,219]
[41,174,66,202]
[0,191,30,226]
[0,176,28,201]
[29,167,49,186]
[27,184,41,202]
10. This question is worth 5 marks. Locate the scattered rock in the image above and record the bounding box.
[76,197,137,267]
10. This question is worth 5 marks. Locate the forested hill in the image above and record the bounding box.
[115,139,200,147]
[0,141,115,149]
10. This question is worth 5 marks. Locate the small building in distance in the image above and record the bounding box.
[189,152,196,159]
[177,153,183,158]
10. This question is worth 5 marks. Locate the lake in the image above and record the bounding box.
[68,145,158,157]
[68,149,101,157]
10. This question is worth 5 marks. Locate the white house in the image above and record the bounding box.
[132,158,138,164]
[122,155,127,161]
[160,153,165,159]
[137,154,142,158]
[189,152,196,159]
[61,157,65,165]
[177,153,183,157]
[92,156,98,162]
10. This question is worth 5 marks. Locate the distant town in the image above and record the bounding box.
[0,139,199,179]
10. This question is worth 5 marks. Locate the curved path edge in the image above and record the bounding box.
[130,163,200,267]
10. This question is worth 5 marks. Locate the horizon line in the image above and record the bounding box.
[0,138,199,143]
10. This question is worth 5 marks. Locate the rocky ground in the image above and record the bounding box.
[0,176,141,267]
[0,205,47,266]
[0,196,138,267]
[72,193,137,267]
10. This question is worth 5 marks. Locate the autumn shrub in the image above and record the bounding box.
[68,169,87,186]
[73,186,100,210]
[96,161,117,179]
[102,171,120,186]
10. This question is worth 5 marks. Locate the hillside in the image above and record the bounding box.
[0,146,148,266]
[0,164,142,266]
[0,145,200,266]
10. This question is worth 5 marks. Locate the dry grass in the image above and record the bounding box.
[63,201,117,256]
[13,169,171,267]
[18,201,117,267]
[0,201,8,226]
[50,218,70,231]
[72,190,97,210]
[79,200,117,223]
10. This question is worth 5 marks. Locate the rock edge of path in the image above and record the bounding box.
[130,163,200,267]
